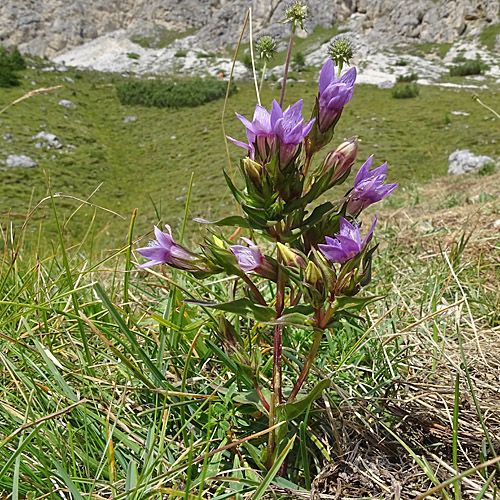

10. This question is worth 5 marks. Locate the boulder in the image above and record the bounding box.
[448,149,494,174]
[5,155,37,168]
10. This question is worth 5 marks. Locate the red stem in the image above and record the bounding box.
[279,26,296,108]
[254,378,270,412]
[272,269,285,404]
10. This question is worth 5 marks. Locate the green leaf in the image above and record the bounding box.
[280,379,330,421]
[266,312,316,330]
[184,298,275,323]
[223,170,246,204]
[250,435,296,500]
[193,215,251,228]
[332,295,384,313]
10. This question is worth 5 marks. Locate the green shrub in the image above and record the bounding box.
[449,59,488,77]
[477,163,498,176]
[242,53,253,70]
[396,73,418,83]
[127,52,140,60]
[196,52,216,58]
[0,46,25,87]
[395,59,408,66]
[292,51,306,71]
[116,78,237,108]
[174,49,188,57]
[392,83,420,99]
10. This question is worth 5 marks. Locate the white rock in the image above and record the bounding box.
[58,99,76,109]
[448,149,494,175]
[124,116,137,123]
[34,131,62,149]
[6,155,37,168]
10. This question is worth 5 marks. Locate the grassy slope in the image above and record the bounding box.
[0,65,499,252]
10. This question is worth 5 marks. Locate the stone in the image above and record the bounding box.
[124,116,136,123]
[2,134,14,142]
[5,155,37,168]
[58,99,76,109]
[34,131,63,149]
[448,149,494,175]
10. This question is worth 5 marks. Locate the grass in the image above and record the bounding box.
[0,169,499,497]
[479,22,500,50]
[1,63,499,251]
[130,28,197,50]
[1,52,500,498]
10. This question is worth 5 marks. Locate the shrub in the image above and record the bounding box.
[0,46,25,87]
[477,163,498,176]
[196,52,216,58]
[392,83,420,99]
[449,59,488,77]
[116,78,237,108]
[127,52,140,60]
[395,59,408,66]
[292,51,306,71]
[396,73,418,83]
[174,49,187,57]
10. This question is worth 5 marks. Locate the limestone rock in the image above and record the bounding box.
[34,131,63,149]
[448,149,494,175]
[58,99,76,109]
[0,0,497,58]
[5,155,38,168]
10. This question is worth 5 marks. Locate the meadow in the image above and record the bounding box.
[0,51,499,499]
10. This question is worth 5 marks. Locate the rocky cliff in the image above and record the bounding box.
[0,0,498,58]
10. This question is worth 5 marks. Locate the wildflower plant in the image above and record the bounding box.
[137,35,396,473]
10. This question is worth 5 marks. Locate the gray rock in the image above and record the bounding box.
[3,134,14,141]
[124,116,137,123]
[1,0,497,58]
[6,155,37,168]
[448,149,494,174]
[58,99,76,109]
[377,80,394,89]
[34,131,62,149]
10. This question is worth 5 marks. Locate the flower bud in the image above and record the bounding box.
[303,261,326,307]
[321,136,358,185]
[328,37,354,73]
[276,242,306,269]
[243,157,263,188]
[256,35,277,62]
[285,1,308,29]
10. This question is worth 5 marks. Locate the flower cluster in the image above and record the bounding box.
[137,53,397,464]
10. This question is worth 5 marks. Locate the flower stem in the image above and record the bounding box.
[288,327,323,403]
[303,153,313,177]
[272,269,285,404]
[279,24,296,108]
[241,274,268,306]
[254,377,270,411]
[259,61,267,94]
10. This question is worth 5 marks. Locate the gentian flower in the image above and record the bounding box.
[319,216,377,264]
[136,225,207,270]
[228,99,314,168]
[346,155,397,215]
[230,238,275,277]
[318,59,356,132]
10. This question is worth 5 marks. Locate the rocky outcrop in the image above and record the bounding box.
[0,0,498,58]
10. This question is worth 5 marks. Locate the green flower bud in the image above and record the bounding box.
[328,36,354,73]
[285,1,308,30]
[256,35,277,62]
[276,242,306,269]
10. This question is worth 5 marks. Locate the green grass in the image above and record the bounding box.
[479,22,500,50]
[0,64,499,252]
[130,27,197,49]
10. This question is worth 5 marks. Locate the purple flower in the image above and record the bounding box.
[346,156,398,215]
[318,59,356,132]
[228,99,314,167]
[319,216,377,264]
[230,238,275,276]
[136,225,205,270]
